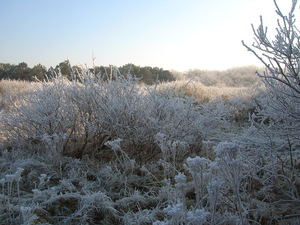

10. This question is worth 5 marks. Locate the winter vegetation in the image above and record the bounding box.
[1,0,300,224]
[172,65,264,88]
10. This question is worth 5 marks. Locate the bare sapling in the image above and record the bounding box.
[242,0,300,219]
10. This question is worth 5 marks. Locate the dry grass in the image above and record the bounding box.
[0,79,41,111]
[158,79,265,103]
[171,65,264,87]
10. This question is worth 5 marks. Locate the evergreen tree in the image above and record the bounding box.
[0,63,12,79]
[31,64,47,80]
[12,62,32,81]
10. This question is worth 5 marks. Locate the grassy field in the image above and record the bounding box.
[0,68,299,224]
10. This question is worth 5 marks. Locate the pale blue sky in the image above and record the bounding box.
[0,0,296,71]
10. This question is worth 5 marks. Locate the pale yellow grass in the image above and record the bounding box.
[158,79,265,103]
[0,79,41,111]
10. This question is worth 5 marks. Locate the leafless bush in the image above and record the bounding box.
[0,66,229,164]
[242,0,300,221]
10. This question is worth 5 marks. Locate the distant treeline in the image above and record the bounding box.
[0,60,175,84]
[0,60,264,87]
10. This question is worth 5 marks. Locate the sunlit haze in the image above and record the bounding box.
[0,0,298,71]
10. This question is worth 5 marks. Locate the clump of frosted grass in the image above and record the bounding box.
[155,133,188,180]
[160,79,264,103]
[175,172,187,210]
[214,141,245,223]
[187,209,210,225]
[184,156,210,209]
[105,138,135,173]
[0,79,40,111]
[207,179,224,224]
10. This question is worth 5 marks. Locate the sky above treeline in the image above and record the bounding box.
[0,0,298,71]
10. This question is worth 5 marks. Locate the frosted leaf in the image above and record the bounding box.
[208,179,224,191]
[32,188,42,195]
[15,167,24,177]
[39,174,47,180]
[20,206,31,212]
[163,203,185,217]
[5,174,16,182]
[186,156,208,168]
[174,172,186,184]
[105,138,123,150]
[186,156,209,175]
[187,209,210,224]
[154,132,167,143]
[214,141,239,159]
[0,178,5,185]
[140,165,148,173]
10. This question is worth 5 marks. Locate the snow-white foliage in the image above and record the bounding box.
[1,64,228,163]
[241,0,300,222]
[214,141,246,223]
[1,1,300,223]
[187,209,210,225]
[174,172,187,210]
[155,133,188,180]
[243,0,300,139]
[207,179,224,224]
[184,156,210,209]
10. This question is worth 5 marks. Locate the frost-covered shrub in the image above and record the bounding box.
[241,0,300,221]
[243,0,300,140]
[1,64,229,163]
[1,74,77,161]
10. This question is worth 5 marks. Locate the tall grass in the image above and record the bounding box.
[172,65,264,87]
[0,79,41,111]
[160,79,264,102]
